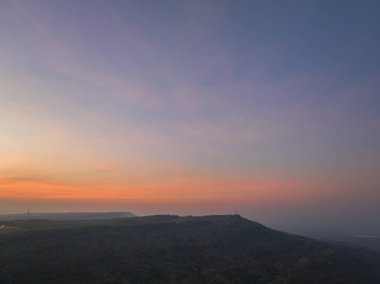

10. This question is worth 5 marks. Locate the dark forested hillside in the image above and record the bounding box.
[0,215,379,284]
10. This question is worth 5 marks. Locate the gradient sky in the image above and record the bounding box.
[1,0,380,234]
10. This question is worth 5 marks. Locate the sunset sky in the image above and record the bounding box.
[1,0,379,233]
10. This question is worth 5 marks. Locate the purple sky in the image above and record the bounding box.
[1,0,379,234]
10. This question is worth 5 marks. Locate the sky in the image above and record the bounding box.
[1,0,380,234]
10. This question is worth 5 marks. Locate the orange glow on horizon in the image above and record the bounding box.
[0,174,337,205]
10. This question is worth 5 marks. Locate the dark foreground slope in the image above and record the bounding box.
[0,215,379,284]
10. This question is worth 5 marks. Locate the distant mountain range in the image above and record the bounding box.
[0,215,379,283]
[0,211,136,221]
